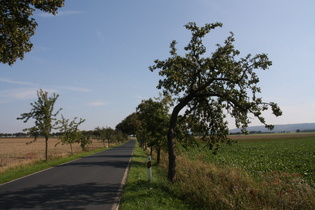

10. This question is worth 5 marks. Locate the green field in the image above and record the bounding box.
[122,134,315,209]
[181,133,315,185]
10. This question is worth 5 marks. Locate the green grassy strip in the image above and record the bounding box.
[120,145,191,210]
[122,138,315,209]
[0,147,112,184]
[181,136,315,185]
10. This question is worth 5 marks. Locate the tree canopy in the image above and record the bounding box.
[149,22,282,182]
[1,0,64,65]
[94,126,118,148]
[57,115,85,155]
[17,89,62,160]
[116,112,140,136]
[136,97,170,164]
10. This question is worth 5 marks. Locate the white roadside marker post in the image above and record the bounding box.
[147,156,152,182]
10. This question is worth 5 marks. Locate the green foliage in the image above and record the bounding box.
[136,96,170,163]
[116,112,140,136]
[56,115,85,155]
[149,22,282,182]
[94,126,125,147]
[0,0,65,65]
[78,134,92,151]
[17,89,62,160]
[114,129,128,143]
[150,21,282,143]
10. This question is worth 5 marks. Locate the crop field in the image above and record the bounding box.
[182,133,315,185]
[0,137,105,173]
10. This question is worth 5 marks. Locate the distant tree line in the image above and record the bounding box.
[0,128,127,139]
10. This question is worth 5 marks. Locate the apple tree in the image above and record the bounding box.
[149,22,282,182]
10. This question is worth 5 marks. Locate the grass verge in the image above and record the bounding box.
[173,155,315,209]
[120,145,191,210]
[121,141,315,209]
[0,147,112,184]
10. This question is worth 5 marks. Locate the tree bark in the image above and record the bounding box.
[167,127,177,182]
[45,137,48,161]
[167,105,182,182]
[167,94,194,182]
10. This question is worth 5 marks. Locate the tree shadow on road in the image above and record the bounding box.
[56,159,130,169]
[0,182,120,209]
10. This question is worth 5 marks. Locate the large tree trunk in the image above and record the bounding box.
[167,127,177,182]
[167,94,194,183]
[167,105,181,182]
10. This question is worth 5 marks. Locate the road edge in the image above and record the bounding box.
[112,140,136,210]
[0,147,111,187]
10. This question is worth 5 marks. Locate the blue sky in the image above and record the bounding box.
[1,0,315,133]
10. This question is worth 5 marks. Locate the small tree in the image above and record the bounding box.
[149,22,282,182]
[94,126,114,148]
[94,127,106,147]
[1,0,64,65]
[79,134,92,151]
[17,89,62,161]
[104,127,115,147]
[56,115,85,155]
[136,97,170,164]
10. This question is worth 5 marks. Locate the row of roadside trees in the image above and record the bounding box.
[3,2,283,183]
[116,22,282,183]
[17,89,127,161]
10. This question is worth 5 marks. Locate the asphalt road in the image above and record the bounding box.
[0,140,136,210]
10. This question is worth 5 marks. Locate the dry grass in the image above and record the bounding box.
[158,152,315,209]
[0,137,105,173]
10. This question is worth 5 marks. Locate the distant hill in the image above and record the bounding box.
[229,123,315,133]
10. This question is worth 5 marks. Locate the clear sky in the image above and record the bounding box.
[1,0,315,133]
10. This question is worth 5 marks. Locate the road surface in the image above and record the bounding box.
[0,140,136,210]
